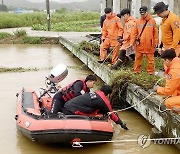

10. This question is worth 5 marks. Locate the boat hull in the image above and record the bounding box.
[15,89,114,144]
[17,126,113,144]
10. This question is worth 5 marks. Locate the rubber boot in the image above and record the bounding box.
[93,50,100,56]
[123,57,130,66]
[111,59,123,69]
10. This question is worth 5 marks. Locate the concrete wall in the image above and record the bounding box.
[161,0,180,16]
[119,0,127,12]
[131,0,141,18]
[107,0,132,14]
[174,0,180,16]
[112,0,120,14]
[102,0,180,18]
[106,0,113,9]
[141,0,151,11]
[162,0,174,12]
[100,0,106,15]
[126,83,180,149]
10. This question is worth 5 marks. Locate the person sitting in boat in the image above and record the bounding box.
[153,49,180,113]
[50,74,97,114]
[63,85,129,130]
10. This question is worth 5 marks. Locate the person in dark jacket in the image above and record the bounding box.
[64,85,129,130]
[50,74,97,114]
[100,14,106,28]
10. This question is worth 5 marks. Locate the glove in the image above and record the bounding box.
[152,85,158,92]
[102,39,105,42]
[158,48,164,55]
[58,82,62,89]
[155,45,159,48]
[116,118,129,130]
[120,122,129,130]
[117,36,123,43]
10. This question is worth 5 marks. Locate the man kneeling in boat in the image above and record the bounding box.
[153,49,180,113]
[64,85,129,130]
[50,75,97,114]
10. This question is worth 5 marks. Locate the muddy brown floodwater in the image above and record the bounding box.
[0,44,179,154]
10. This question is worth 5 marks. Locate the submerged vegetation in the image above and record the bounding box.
[0,67,38,73]
[0,11,100,32]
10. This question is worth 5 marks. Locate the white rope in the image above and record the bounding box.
[154,77,165,86]
[108,91,154,114]
[158,96,171,113]
[153,77,172,113]
[72,137,180,147]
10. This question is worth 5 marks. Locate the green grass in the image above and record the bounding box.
[112,68,165,90]
[21,36,44,44]
[13,29,27,37]
[33,20,100,32]
[0,11,100,32]
[0,12,46,28]
[0,32,12,39]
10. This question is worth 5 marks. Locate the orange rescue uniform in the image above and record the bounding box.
[100,13,123,64]
[161,12,180,56]
[121,16,136,50]
[130,13,159,74]
[157,57,180,109]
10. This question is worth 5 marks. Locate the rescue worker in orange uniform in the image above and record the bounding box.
[153,49,180,113]
[130,6,159,75]
[112,8,136,69]
[153,2,180,57]
[98,7,124,65]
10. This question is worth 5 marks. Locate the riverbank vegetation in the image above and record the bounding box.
[77,40,166,105]
[0,11,100,32]
[0,30,59,44]
[77,40,165,90]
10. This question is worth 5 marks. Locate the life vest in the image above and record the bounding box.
[60,80,87,102]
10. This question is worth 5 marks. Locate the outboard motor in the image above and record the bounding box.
[48,63,68,84]
[38,63,68,100]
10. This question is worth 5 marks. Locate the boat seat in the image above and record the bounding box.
[22,92,34,109]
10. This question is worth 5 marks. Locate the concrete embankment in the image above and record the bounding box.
[59,33,180,149]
